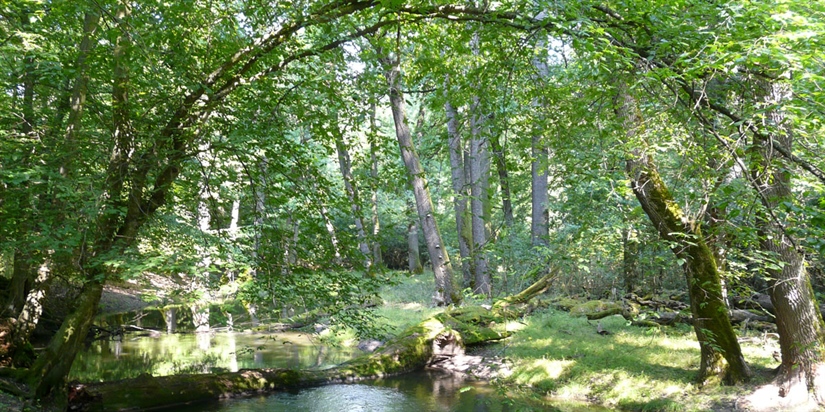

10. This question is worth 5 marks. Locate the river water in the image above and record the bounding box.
[71,329,603,411]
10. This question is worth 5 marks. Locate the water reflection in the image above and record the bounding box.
[70,331,359,382]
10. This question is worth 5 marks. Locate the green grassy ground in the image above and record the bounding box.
[378,271,780,412]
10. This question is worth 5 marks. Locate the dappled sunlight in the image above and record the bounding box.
[519,358,576,381]
[399,302,423,311]
[503,320,527,332]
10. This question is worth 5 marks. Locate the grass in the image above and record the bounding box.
[496,307,779,411]
[371,271,443,336]
[369,270,781,411]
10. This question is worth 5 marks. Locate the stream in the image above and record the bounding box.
[70,314,606,411]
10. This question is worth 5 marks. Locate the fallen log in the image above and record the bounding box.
[69,271,558,411]
[729,309,771,324]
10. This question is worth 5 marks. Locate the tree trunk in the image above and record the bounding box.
[10,260,50,355]
[752,80,825,405]
[617,81,750,384]
[369,104,383,267]
[5,250,32,318]
[469,95,491,297]
[622,227,639,294]
[28,280,103,404]
[530,133,549,247]
[333,123,372,269]
[407,221,423,274]
[530,29,550,247]
[60,11,100,175]
[489,133,514,229]
[445,90,473,288]
[381,52,460,305]
[319,199,342,266]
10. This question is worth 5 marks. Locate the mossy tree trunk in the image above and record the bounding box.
[616,81,750,385]
[28,280,103,405]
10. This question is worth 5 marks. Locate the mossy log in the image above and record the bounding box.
[586,307,624,320]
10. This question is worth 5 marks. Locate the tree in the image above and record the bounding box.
[377,36,461,305]
[748,78,825,405]
[616,78,750,384]
[444,86,473,287]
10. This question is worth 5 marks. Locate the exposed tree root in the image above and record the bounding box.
[737,364,825,411]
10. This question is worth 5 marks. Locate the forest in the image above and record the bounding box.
[0,0,824,411]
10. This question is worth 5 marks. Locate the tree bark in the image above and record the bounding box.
[407,221,423,274]
[617,80,750,384]
[60,11,100,175]
[28,280,103,404]
[10,260,50,356]
[445,89,473,288]
[381,52,460,305]
[469,95,491,297]
[752,80,825,404]
[369,104,383,267]
[530,29,550,247]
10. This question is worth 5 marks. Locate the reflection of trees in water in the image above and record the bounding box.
[196,332,211,351]
[164,307,176,333]
[71,331,364,383]
[227,332,238,372]
[69,340,159,382]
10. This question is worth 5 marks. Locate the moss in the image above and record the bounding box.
[552,297,583,312]
[569,300,622,317]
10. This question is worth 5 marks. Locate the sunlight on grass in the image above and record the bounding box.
[519,358,577,382]
[369,271,442,337]
[497,307,779,411]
